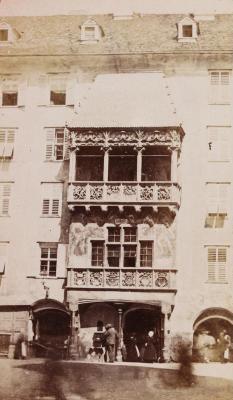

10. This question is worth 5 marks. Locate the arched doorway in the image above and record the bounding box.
[123,306,163,361]
[32,299,71,357]
[193,308,233,362]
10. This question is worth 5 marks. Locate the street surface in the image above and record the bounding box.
[0,359,232,400]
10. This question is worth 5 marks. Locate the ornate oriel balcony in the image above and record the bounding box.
[67,268,177,291]
[68,181,180,208]
[66,128,184,210]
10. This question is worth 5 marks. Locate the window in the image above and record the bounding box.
[40,245,57,277]
[80,19,101,42]
[182,25,193,37]
[0,183,11,216]
[206,183,229,213]
[205,213,227,228]
[91,241,104,267]
[0,128,15,159]
[177,17,197,42]
[207,127,230,162]
[209,71,231,104]
[140,241,153,267]
[41,183,62,216]
[45,128,68,161]
[84,27,95,41]
[207,246,227,283]
[91,226,154,268]
[50,77,66,105]
[0,29,8,42]
[1,79,18,107]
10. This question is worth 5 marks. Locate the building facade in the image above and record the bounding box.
[0,10,233,360]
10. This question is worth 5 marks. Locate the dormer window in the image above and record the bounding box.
[80,19,102,43]
[0,22,19,45]
[178,17,198,42]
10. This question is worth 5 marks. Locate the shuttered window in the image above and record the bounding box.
[207,246,227,283]
[45,128,69,161]
[209,71,231,104]
[0,128,15,159]
[0,183,11,216]
[206,183,229,213]
[207,127,230,162]
[41,183,62,217]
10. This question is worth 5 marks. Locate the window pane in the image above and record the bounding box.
[107,245,120,267]
[84,27,95,40]
[40,260,48,275]
[108,227,120,242]
[41,248,49,258]
[91,241,104,267]
[49,261,57,276]
[140,241,153,267]
[50,248,57,259]
[55,145,64,160]
[124,245,136,267]
[124,227,137,242]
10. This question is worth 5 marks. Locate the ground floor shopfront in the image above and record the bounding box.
[1,297,233,363]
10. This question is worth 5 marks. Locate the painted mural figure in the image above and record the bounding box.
[103,324,118,363]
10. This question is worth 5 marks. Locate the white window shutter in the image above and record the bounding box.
[218,247,227,282]
[45,128,55,160]
[209,72,219,104]
[38,75,50,105]
[66,79,76,106]
[208,247,216,282]
[17,81,27,106]
[56,244,67,277]
[63,128,70,160]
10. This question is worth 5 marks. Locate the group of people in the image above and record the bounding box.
[193,329,232,363]
[124,330,160,363]
[89,321,160,363]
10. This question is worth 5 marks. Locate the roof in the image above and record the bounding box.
[69,72,180,128]
[0,14,232,56]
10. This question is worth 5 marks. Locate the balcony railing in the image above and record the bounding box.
[67,268,177,291]
[67,181,180,206]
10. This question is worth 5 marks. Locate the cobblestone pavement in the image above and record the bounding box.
[0,359,233,400]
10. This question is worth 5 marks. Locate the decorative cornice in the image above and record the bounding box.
[68,128,183,149]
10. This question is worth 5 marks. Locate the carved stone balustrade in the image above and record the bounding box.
[67,268,177,291]
[67,181,181,209]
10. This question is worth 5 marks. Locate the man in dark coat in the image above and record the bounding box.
[103,324,118,363]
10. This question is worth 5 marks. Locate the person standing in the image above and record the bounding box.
[103,324,118,363]
[143,331,157,363]
[217,330,231,363]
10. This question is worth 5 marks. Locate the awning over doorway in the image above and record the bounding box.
[32,298,70,315]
